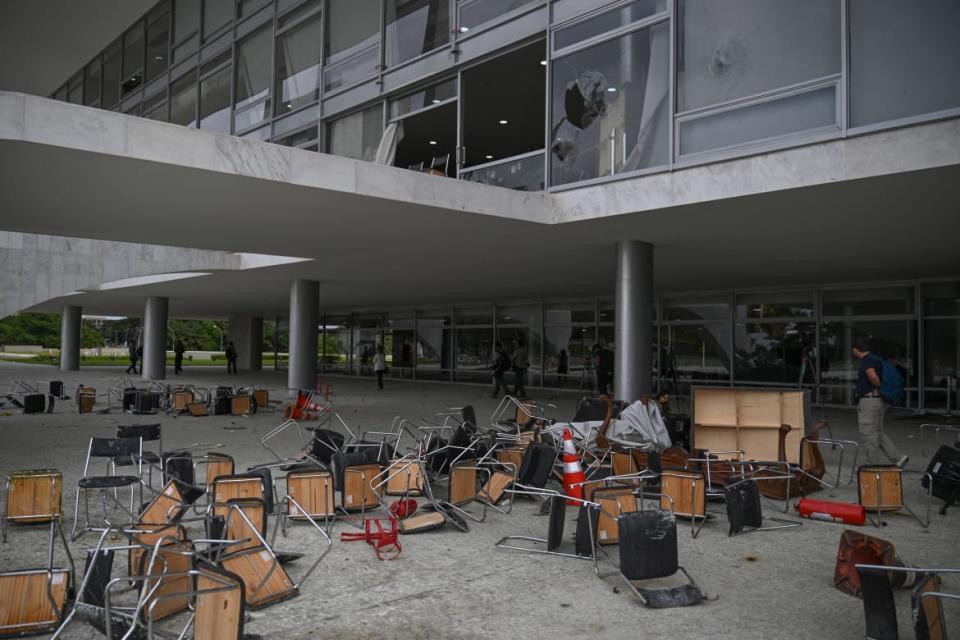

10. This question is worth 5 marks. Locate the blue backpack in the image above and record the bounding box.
[878,358,905,405]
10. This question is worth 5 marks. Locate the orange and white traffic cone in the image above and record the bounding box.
[562,427,586,506]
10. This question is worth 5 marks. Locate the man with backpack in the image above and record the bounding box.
[852,336,908,468]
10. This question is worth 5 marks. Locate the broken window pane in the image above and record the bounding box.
[550,22,669,186]
[676,0,840,112]
[849,0,960,127]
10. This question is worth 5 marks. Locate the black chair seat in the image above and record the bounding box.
[79,475,139,489]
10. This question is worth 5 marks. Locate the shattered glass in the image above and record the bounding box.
[550,22,669,185]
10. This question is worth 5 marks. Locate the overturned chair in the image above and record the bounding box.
[615,506,707,609]
[0,518,74,637]
[855,563,960,640]
[495,486,602,575]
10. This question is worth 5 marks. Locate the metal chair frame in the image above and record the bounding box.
[495,484,602,576]
[71,437,145,540]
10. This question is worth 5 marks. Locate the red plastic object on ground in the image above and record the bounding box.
[796,498,866,525]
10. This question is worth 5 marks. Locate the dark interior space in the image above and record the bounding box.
[393,101,457,176]
[462,40,545,168]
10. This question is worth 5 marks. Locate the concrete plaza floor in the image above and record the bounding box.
[0,361,957,639]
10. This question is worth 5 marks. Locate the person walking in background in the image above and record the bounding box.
[225,341,238,375]
[174,339,185,375]
[557,349,569,384]
[126,339,138,374]
[373,345,387,390]
[594,344,614,395]
[512,340,530,397]
[853,336,908,468]
[491,341,511,399]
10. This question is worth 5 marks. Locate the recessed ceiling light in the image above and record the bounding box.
[432,99,441,104]
[459,26,469,32]
[539,60,547,66]
[607,87,617,92]
[429,140,437,145]
[485,155,493,159]
[498,119,508,125]
[285,103,292,109]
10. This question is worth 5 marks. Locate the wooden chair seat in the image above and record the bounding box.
[858,466,904,512]
[220,547,297,610]
[341,463,381,512]
[195,565,245,640]
[661,471,706,519]
[397,511,445,534]
[0,568,69,635]
[4,469,61,524]
[384,459,424,497]
[138,542,193,622]
[595,487,639,545]
[479,470,513,505]
[286,470,334,519]
[448,463,478,506]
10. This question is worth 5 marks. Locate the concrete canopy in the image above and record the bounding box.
[1,93,958,318]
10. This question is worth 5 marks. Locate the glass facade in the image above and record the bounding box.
[384,0,450,67]
[315,282,952,413]
[327,103,384,161]
[49,0,960,192]
[275,9,322,115]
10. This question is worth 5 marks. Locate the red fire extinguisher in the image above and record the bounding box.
[796,498,866,526]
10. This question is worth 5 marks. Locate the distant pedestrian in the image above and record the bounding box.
[174,339,185,375]
[512,340,530,397]
[491,342,511,399]
[126,339,138,374]
[225,341,238,375]
[557,349,569,384]
[594,344,614,395]
[853,336,908,468]
[373,345,387,390]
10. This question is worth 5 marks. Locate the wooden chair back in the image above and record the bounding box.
[914,574,946,640]
[204,454,236,494]
[496,448,525,470]
[0,569,69,635]
[5,469,61,522]
[220,547,296,609]
[594,487,639,545]
[448,462,478,506]
[139,541,193,622]
[341,463,381,511]
[384,459,424,496]
[128,524,186,579]
[222,499,267,552]
[858,466,904,511]
[212,475,264,507]
[286,470,334,519]
[660,470,706,518]
[172,390,193,411]
[195,566,244,640]
[231,395,254,416]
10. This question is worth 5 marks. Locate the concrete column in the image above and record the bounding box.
[59,305,81,371]
[228,317,263,371]
[142,296,169,381]
[614,240,654,402]
[288,279,319,393]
